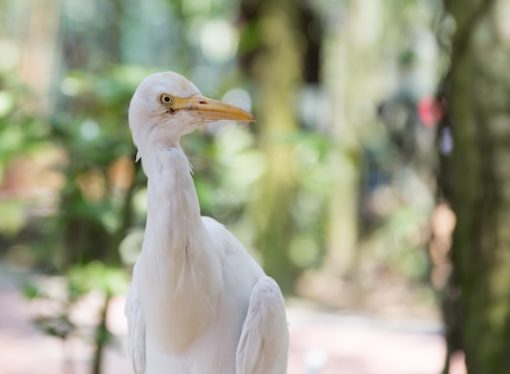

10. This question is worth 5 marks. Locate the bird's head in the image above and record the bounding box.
[129,71,254,158]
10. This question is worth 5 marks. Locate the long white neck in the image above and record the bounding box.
[137,145,222,353]
[143,145,202,262]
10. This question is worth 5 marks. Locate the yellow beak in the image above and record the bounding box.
[172,95,255,122]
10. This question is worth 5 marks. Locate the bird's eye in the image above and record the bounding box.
[160,94,174,105]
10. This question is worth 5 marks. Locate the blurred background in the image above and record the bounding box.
[0,0,508,373]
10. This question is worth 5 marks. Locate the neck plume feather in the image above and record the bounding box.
[137,145,223,353]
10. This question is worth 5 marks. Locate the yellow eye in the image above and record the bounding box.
[160,94,174,105]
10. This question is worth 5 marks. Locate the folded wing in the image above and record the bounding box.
[236,276,289,374]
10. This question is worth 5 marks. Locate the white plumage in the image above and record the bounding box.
[125,72,289,374]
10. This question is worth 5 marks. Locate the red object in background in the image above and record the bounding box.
[418,97,444,128]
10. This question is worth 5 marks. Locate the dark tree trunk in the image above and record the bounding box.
[440,0,510,372]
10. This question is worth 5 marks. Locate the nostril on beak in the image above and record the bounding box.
[199,100,207,105]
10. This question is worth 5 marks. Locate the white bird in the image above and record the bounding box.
[125,72,289,374]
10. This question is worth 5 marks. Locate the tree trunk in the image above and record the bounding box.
[321,2,360,279]
[240,0,304,292]
[92,293,112,374]
[322,1,384,278]
[17,0,60,114]
[440,0,510,371]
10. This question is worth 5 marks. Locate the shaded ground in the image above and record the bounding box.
[0,266,464,374]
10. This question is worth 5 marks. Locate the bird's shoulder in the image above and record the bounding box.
[200,215,227,234]
[200,216,240,248]
[201,216,263,272]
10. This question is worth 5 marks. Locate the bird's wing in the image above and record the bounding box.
[236,276,289,374]
[125,282,146,374]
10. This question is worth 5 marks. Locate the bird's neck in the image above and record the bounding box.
[137,145,222,352]
[143,145,202,247]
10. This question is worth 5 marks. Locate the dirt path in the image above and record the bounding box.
[0,267,463,374]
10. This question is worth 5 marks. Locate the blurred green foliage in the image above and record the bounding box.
[0,0,441,294]
[0,0,444,371]
[51,68,146,266]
